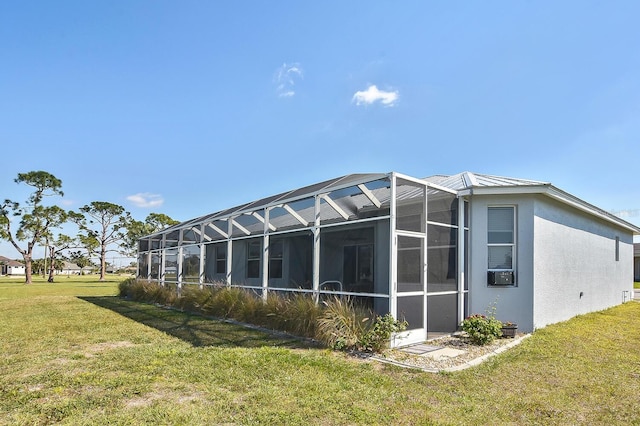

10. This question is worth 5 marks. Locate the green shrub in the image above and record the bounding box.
[461,314,503,345]
[359,314,408,353]
[118,277,136,297]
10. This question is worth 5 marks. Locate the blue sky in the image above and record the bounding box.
[1,1,639,259]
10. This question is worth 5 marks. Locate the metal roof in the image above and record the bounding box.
[149,173,391,237]
[424,171,549,191]
[426,171,640,234]
[146,171,640,239]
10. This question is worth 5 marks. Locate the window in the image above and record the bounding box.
[150,252,161,279]
[488,206,515,285]
[269,240,283,279]
[615,236,620,261]
[247,240,261,278]
[182,245,200,282]
[164,248,178,282]
[216,244,227,274]
[343,244,374,292]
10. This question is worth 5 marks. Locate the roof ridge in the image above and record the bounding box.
[461,171,478,187]
[471,172,550,185]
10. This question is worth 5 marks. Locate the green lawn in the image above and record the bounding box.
[1,276,639,425]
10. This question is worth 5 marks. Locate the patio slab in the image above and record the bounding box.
[421,347,465,360]
[400,344,441,355]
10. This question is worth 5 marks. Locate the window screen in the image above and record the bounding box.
[247,240,261,278]
[487,206,516,285]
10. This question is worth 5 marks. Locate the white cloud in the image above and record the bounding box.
[352,85,399,106]
[126,193,164,208]
[274,63,303,97]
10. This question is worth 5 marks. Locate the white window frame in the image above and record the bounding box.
[247,240,261,279]
[487,205,516,286]
[268,239,284,279]
[215,244,227,274]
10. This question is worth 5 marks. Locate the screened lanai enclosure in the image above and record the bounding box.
[137,173,468,346]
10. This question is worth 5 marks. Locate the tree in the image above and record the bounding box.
[68,250,92,274]
[31,258,44,275]
[71,202,130,281]
[0,171,66,284]
[122,213,179,256]
[76,232,99,262]
[46,234,75,283]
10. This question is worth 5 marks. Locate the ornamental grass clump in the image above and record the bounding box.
[280,293,322,338]
[317,297,407,352]
[317,297,370,350]
[119,277,177,305]
[119,279,402,353]
[461,314,503,345]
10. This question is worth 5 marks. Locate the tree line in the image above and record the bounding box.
[0,171,178,284]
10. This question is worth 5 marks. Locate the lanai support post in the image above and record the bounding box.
[457,197,466,325]
[312,194,321,302]
[389,173,398,321]
[146,250,151,281]
[226,218,233,287]
[199,224,205,289]
[160,234,166,287]
[261,208,270,301]
[177,229,184,292]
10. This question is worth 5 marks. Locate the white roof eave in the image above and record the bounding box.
[459,184,640,235]
[544,186,640,235]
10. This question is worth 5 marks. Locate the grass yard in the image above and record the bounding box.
[1,276,639,425]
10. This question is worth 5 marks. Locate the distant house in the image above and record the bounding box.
[634,243,640,282]
[57,261,93,275]
[136,172,639,347]
[0,255,25,276]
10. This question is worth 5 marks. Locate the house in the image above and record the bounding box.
[634,243,640,282]
[136,172,639,347]
[56,261,93,275]
[0,255,25,275]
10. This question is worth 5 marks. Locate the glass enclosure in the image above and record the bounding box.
[136,172,464,346]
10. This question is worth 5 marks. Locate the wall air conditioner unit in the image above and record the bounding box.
[488,271,514,285]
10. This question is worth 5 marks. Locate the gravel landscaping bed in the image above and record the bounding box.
[374,333,530,372]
